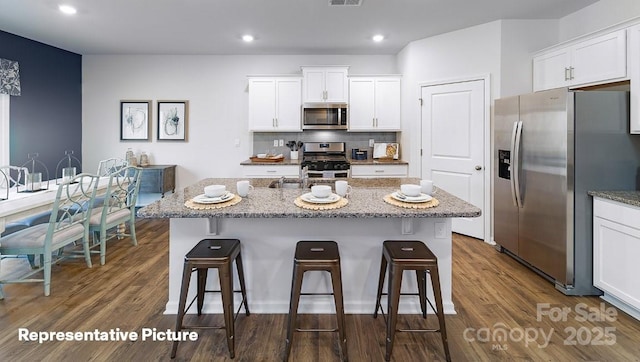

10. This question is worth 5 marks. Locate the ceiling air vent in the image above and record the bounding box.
[329,0,362,6]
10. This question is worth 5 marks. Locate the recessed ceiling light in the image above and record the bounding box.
[58,4,77,15]
[242,35,254,42]
[372,34,384,42]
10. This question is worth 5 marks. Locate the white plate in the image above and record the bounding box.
[391,191,432,203]
[192,192,234,204]
[300,192,341,204]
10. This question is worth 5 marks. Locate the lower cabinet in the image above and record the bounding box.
[139,165,176,197]
[592,197,640,321]
[241,165,300,178]
[350,164,408,178]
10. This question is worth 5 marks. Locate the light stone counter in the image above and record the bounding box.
[137,177,479,219]
[137,178,480,316]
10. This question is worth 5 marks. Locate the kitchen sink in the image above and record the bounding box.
[267,178,335,189]
[268,178,304,189]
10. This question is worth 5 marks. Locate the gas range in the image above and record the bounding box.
[301,142,350,178]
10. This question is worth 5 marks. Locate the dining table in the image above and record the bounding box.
[0,177,110,234]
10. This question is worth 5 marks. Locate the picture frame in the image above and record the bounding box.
[157,100,189,141]
[120,100,151,141]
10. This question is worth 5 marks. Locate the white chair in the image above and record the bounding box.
[0,173,99,297]
[88,166,142,265]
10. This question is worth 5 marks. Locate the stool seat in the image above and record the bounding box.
[374,240,451,362]
[383,240,437,263]
[171,238,249,360]
[285,241,348,362]
[294,240,340,263]
[186,238,240,261]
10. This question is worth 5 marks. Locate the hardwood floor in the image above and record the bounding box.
[1,218,639,361]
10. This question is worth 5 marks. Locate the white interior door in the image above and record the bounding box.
[421,79,485,239]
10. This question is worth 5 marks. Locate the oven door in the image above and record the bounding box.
[302,103,348,130]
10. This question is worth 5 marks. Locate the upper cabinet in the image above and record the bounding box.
[248,77,302,132]
[629,24,640,134]
[302,66,349,103]
[533,29,627,92]
[348,76,401,131]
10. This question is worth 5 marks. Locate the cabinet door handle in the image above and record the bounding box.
[564,67,571,81]
[275,118,278,127]
[372,118,376,127]
[570,66,575,80]
[375,170,384,173]
[266,170,277,173]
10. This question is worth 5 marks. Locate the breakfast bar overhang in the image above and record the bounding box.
[137,178,481,315]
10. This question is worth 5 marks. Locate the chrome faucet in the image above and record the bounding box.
[279,176,286,200]
[301,166,310,189]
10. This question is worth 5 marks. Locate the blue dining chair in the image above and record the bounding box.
[88,166,142,265]
[0,173,99,297]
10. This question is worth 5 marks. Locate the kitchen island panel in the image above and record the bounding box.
[167,216,454,316]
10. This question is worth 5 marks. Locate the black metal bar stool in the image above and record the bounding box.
[373,240,451,362]
[171,238,250,359]
[284,241,348,362]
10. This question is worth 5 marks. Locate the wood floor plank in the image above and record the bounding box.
[1,219,639,361]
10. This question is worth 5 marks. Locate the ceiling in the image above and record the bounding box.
[0,0,598,55]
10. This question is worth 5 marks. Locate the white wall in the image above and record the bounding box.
[82,55,396,188]
[396,21,502,178]
[500,20,558,97]
[559,0,640,41]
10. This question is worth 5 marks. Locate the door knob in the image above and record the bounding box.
[475,165,482,170]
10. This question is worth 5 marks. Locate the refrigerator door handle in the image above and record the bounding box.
[509,121,519,206]
[513,121,524,208]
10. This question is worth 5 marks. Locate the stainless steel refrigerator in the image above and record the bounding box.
[494,88,640,295]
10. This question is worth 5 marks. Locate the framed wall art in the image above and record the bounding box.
[120,100,151,141]
[157,100,188,141]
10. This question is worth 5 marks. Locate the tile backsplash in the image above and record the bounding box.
[253,131,398,159]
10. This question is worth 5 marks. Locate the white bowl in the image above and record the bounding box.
[257,153,267,158]
[400,184,422,197]
[204,184,226,197]
[311,185,332,198]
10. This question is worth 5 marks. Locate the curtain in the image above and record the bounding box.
[0,58,21,96]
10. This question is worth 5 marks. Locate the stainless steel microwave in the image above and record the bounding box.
[302,103,348,130]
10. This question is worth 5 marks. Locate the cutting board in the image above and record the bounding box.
[373,143,399,159]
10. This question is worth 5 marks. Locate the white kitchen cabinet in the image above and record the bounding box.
[351,164,407,178]
[349,76,401,131]
[533,29,627,91]
[301,66,348,103]
[629,24,640,134]
[241,165,300,178]
[248,77,302,132]
[592,197,640,321]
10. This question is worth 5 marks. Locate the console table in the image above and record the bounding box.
[139,165,176,197]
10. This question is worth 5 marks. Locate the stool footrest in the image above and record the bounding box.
[398,328,441,333]
[300,292,334,296]
[182,325,226,330]
[296,328,338,333]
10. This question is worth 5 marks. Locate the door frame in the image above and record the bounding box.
[417,74,492,244]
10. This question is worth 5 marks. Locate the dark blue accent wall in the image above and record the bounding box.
[0,30,82,179]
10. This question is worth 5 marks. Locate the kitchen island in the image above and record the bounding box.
[137,178,480,315]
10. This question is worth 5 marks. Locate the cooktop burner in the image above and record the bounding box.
[301,142,350,171]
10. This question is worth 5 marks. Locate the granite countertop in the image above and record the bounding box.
[137,177,481,219]
[240,158,302,166]
[347,158,408,165]
[588,190,640,207]
[239,158,407,166]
